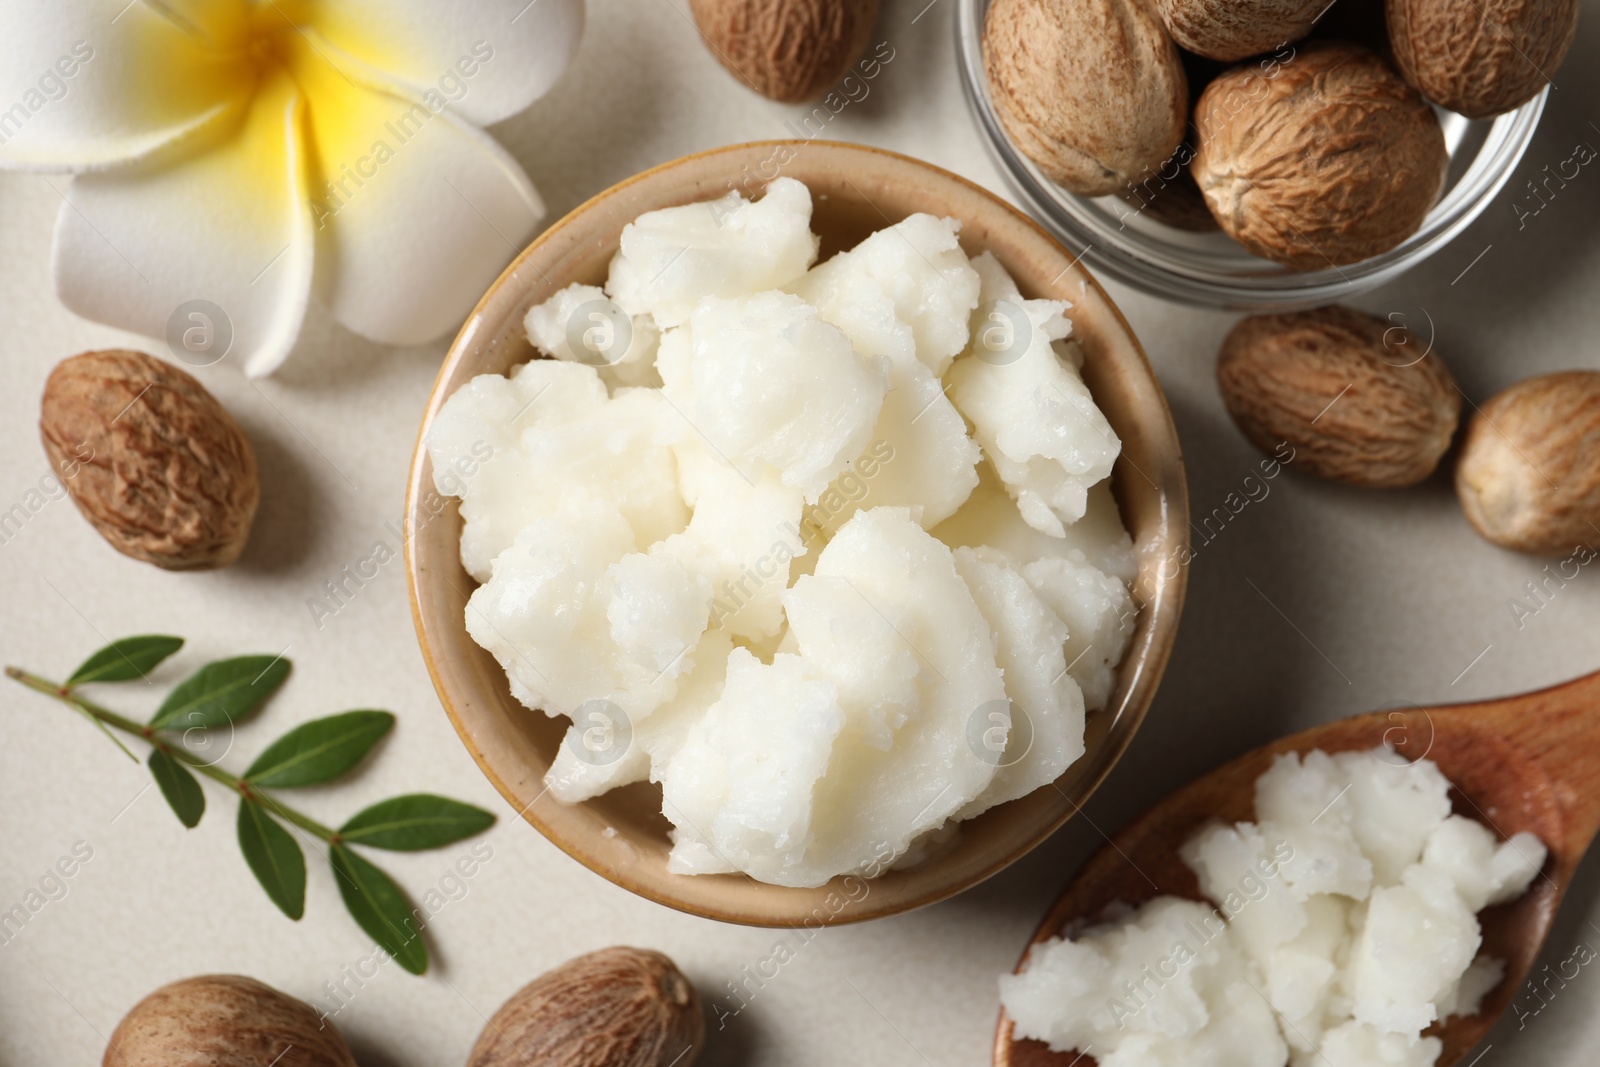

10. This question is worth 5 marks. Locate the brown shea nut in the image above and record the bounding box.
[1193,42,1448,269]
[40,350,258,570]
[1456,371,1600,555]
[467,946,705,1067]
[1158,0,1330,61]
[103,975,357,1067]
[1217,306,1461,488]
[1388,0,1580,119]
[690,0,880,103]
[984,0,1188,197]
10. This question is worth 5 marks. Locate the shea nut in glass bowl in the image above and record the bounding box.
[405,141,1189,926]
[955,0,1548,310]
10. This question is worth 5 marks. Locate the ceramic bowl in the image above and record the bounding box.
[405,141,1189,926]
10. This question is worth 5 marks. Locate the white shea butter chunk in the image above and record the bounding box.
[1436,956,1505,1020]
[524,282,662,390]
[1345,864,1481,1033]
[952,546,1085,818]
[549,629,739,805]
[465,502,637,714]
[1000,746,1549,1067]
[467,505,710,796]
[1262,893,1351,1054]
[425,361,600,580]
[934,462,1137,584]
[446,180,1144,886]
[605,542,712,681]
[791,212,981,376]
[808,357,980,534]
[426,364,687,582]
[1421,816,1546,912]
[1252,751,1374,902]
[666,291,887,502]
[1318,1022,1441,1067]
[660,648,845,884]
[1000,897,1288,1067]
[607,176,818,327]
[781,508,1006,882]
[950,252,1120,536]
[1023,552,1136,712]
[664,436,806,641]
[1181,822,1308,959]
[1329,748,1454,886]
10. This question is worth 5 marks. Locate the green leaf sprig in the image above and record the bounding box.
[6,635,494,976]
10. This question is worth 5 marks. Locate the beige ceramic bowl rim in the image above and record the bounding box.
[404,139,1190,925]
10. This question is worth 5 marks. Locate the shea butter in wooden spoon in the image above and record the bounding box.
[996,669,1600,1067]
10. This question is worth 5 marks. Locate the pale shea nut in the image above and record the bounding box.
[983,0,1187,197]
[40,349,259,569]
[690,0,879,103]
[1193,42,1448,269]
[1217,306,1461,488]
[1158,0,1329,61]
[467,947,705,1067]
[1456,371,1600,555]
[103,975,357,1067]
[1388,0,1581,119]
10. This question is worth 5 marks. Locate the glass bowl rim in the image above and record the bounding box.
[953,0,1548,311]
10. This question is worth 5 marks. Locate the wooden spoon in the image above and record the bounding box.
[995,668,1600,1067]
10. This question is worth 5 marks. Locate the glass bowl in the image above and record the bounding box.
[955,0,1548,310]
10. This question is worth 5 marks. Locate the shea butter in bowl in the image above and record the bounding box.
[405,141,1188,925]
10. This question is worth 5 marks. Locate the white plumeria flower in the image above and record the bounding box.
[0,0,583,375]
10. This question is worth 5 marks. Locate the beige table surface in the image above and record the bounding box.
[4,2,1599,1064]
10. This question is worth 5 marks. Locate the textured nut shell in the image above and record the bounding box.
[1158,0,1329,60]
[1388,0,1579,118]
[1217,306,1461,487]
[690,0,879,103]
[467,947,705,1067]
[103,975,357,1067]
[1193,42,1448,269]
[39,350,258,570]
[1456,371,1600,555]
[984,0,1187,196]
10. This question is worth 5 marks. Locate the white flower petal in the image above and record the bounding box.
[50,70,314,376]
[305,0,584,127]
[288,34,542,345]
[0,0,250,171]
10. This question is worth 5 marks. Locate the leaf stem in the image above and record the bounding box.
[6,666,340,842]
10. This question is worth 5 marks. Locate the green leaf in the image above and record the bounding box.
[148,749,204,828]
[329,843,426,974]
[67,635,184,686]
[338,794,495,851]
[244,710,394,788]
[237,799,305,920]
[151,655,290,731]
